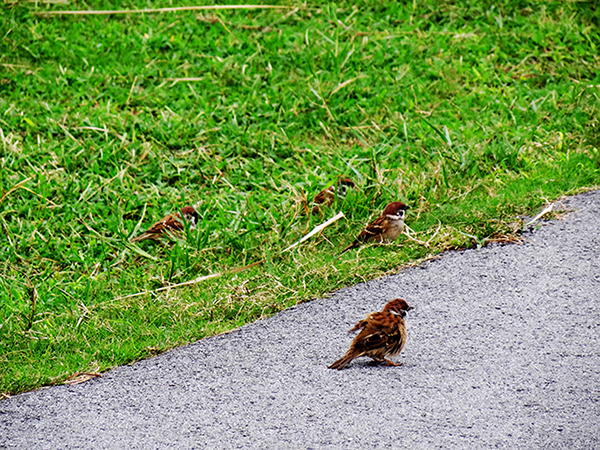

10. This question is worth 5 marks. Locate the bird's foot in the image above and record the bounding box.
[383,359,402,366]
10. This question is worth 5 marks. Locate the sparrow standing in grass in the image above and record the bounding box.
[340,201,409,254]
[131,206,198,242]
[329,298,413,370]
[312,177,355,215]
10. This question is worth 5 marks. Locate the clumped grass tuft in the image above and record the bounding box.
[1,1,599,395]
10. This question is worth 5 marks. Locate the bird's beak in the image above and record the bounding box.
[407,306,414,311]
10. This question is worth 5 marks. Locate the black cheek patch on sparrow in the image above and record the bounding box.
[337,184,351,197]
[187,213,199,227]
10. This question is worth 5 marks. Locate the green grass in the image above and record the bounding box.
[1,0,599,395]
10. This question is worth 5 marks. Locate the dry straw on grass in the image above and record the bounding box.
[110,212,346,303]
[34,5,292,16]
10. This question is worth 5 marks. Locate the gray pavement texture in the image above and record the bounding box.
[2,190,600,449]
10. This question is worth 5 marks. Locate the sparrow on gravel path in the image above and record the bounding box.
[329,298,413,370]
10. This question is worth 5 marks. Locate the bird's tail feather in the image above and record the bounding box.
[337,241,358,258]
[130,233,152,242]
[328,354,355,370]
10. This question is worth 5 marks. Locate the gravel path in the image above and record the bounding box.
[2,190,599,449]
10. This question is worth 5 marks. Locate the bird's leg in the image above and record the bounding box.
[383,359,402,366]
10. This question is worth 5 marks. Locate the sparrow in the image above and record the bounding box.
[329,298,413,370]
[130,206,198,242]
[340,201,409,254]
[312,177,355,215]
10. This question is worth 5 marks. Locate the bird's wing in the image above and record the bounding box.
[361,330,389,349]
[348,318,369,333]
[313,187,334,205]
[146,213,184,233]
[352,312,403,351]
[356,216,388,242]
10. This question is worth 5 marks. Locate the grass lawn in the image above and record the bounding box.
[1,0,598,396]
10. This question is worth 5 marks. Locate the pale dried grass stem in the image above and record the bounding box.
[35,5,292,17]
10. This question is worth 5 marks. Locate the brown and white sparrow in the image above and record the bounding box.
[312,177,355,215]
[131,206,198,242]
[340,201,409,254]
[329,298,413,370]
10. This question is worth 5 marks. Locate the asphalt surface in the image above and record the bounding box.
[2,190,599,449]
